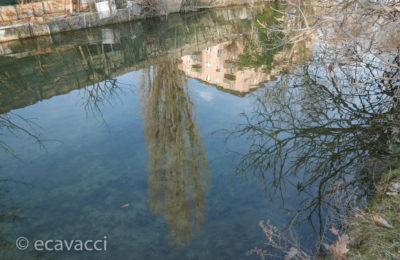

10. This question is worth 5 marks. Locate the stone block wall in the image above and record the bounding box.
[0,4,143,42]
[0,0,268,42]
[0,0,92,23]
[0,0,66,22]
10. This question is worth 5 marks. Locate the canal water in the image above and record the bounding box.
[0,3,399,260]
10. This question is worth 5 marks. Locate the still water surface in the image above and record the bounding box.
[0,4,398,260]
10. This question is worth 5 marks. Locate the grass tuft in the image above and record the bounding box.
[346,167,400,259]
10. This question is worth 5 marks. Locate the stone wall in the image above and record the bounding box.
[0,5,143,42]
[0,0,79,23]
[0,0,268,42]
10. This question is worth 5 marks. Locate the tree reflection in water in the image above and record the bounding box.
[76,43,131,120]
[140,60,210,247]
[0,113,47,259]
[0,113,46,158]
[228,20,400,243]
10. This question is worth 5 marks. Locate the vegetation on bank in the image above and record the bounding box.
[235,2,286,71]
[345,165,400,259]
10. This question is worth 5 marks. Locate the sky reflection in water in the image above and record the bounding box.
[0,3,399,260]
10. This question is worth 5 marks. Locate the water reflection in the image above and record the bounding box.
[0,113,45,158]
[136,6,306,244]
[178,3,314,96]
[227,0,400,249]
[81,79,126,120]
[141,60,210,247]
[180,38,269,94]
[233,58,399,219]
[0,178,27,259]
[0,6,266,113]
[0,114,47,259]
[0,3,384,258]
[0,178,43,259]
[0,6,276,254]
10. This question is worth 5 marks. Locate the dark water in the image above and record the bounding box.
[0,4,399,260]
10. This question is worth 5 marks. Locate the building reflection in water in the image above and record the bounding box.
[179,33,314,95]
[180,38,269,94]
[140,60,210,247]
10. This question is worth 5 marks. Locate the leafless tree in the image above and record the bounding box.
[227,0,400,257]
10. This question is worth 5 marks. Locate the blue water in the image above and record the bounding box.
[0,5,355,260]
[0,73,307,259]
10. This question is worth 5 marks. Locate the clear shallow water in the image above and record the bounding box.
[0,6,311,259]
[1,4,398,260]
[0,77,283,260]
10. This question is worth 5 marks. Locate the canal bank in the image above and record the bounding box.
[340,161,400,259]
[0,0,269,42]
